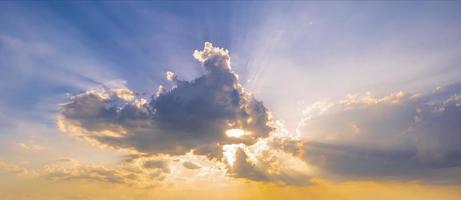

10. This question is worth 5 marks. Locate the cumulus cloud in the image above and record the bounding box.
[297,83,461,182]
[58,42,273,157]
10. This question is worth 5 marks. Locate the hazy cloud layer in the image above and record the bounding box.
[44,157,170,188]
[0,156,170,188]
[298,83,461,182]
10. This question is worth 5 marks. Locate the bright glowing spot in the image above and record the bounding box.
[111,88,135,101]
[155,85,165,97]
[166,71,175,81]
[223,144,243,166]
[225,129,248,138]
[132,98,147,109]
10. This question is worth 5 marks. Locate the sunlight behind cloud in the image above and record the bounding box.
[225,129,249,138]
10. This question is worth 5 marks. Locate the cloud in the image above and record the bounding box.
[56,42,461,185]
[0,156,171,188]
[58,42,273,157]
[16,142,44,151]
[182,161,201,170]
[56,42,322,185]
[0,161,31,176]
[297,83,461,182]
[225,136,311,185]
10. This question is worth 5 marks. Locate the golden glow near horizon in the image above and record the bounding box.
[1,176,461,200]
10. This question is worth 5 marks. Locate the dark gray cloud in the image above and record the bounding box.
[298,83,461,182]
[228,148,271,182]
[58,42,272,158]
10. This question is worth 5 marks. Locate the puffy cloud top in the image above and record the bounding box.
[193,42,231,72]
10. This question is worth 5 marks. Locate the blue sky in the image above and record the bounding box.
[2,1,461,124]
[1,1,461,198]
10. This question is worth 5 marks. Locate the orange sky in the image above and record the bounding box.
[2,175,461,200]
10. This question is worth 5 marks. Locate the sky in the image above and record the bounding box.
[1,1,461,200]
